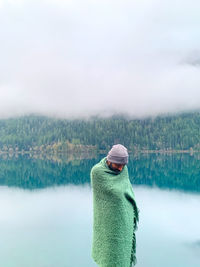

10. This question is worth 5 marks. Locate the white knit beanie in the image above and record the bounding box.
[107,144,128,164]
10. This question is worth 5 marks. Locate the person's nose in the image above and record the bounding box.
[118,166,123,171]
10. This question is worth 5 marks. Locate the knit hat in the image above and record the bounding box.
[107,144,129,165]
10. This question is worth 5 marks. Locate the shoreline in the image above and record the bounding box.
[0,149,197,155]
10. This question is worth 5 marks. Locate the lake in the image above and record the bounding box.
[0,153,200,267]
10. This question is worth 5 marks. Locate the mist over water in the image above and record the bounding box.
[0,154,199,266]
[0,186,95,267]
[0,185,200,267]
[136,187,200,267]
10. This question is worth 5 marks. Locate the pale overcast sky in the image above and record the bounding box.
[0,0,200,118]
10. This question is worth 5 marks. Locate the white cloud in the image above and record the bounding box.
[0,0,200,118]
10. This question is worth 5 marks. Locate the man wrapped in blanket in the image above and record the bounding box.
[91,144,139,267]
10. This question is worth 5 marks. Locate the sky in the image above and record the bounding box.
[0,0,200,118]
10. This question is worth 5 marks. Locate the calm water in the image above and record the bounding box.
[0,153,200,267]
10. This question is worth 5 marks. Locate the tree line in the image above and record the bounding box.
[0,112,200,151]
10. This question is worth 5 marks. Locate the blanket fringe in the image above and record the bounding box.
[130,201,139,266]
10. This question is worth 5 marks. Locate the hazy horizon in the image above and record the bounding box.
[1,108,200,121]
[1,0,200,119]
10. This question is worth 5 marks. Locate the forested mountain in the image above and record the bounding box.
[0,112,200,151]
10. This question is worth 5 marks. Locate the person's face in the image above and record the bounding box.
[107,161,125,172]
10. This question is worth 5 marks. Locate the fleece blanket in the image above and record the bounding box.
[90,157,139,267]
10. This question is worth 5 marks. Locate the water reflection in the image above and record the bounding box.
[192,240,200,248]
[0,185,96,267]
[0,154,98,189]
[135,187,200,266]
[0,185,199,267]
[0,153,200,192]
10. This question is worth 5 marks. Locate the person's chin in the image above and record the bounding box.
[112,168,121,174]
[108,165,120,173]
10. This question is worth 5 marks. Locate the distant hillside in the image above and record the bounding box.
[0,112,200,152]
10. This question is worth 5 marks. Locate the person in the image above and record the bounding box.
[90,144,139,267]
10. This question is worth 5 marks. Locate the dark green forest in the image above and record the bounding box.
[0,112,200,151]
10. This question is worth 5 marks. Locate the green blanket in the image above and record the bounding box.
[91,157,139,267]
